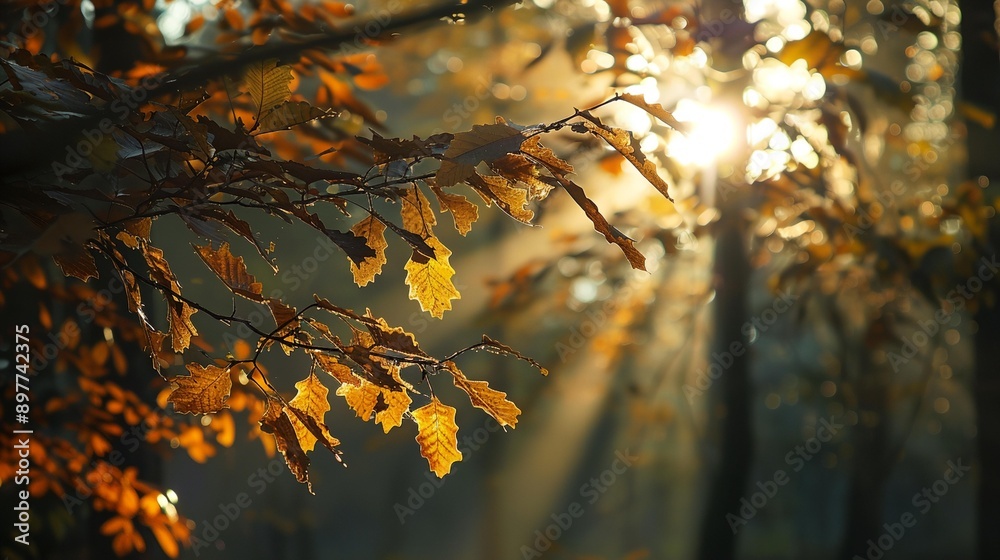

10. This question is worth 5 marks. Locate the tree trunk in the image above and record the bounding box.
[696,198,753,560]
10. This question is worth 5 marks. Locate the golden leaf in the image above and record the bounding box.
[243,59,293,116]
[468,174,534,224]
[404,237,460,318]
[412,397,462,478]
[520,135,574,176]
[259,397,313,493]
[491,152,555,201]
[436,123,525,186]
[581,117,673,202]
[336,379,381,420]
[312,352,362,386]
[431,185,479,236]
[374,388,412,433]
[447,362,521,428]
[349,215,388,286]
[193,242,263,301]
[558,176,647,270]
[167,363,232,414]
[288,372,332,452]
[400,186,437,237]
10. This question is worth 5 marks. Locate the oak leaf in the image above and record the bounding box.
[193,242,264,301]
[400,186,437,237]
[467,174,534,224]
[374,388,412,433]
[167,363,232,414]
[244,59,293,117]
[412,397,462,477]
[312,352,361,387]
[336,380,382,420]
[618,93,686,132]
[431,185,479,236]
[349,215,388,286]
[580,115,673,202]
[143,245,198,352]
[288,372,332,452]
[257,101,333,133]
[404,237,460,318]
[259,397,313,493]
[558,176,647,270]
[448,362,521,428]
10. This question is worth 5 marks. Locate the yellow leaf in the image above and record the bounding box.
[168,363,232,414]
[618,92,686,132]
[288,372,332,452]
[243,58,293,116]
[193,242,263,301]
[349,215,388,286]
[448,362,521,428]
[431,185,479,236]
[259,397,313,493]
[412,397,462,477]
[374,388,412,433]
[336,379,381,420]
[312,352,361,386]
[467,174,534,223]
[144,245,198,352]
[404,237,460,318]
[400,186,437,237]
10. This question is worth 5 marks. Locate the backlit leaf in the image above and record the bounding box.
[467,174,534,224]
[167,363,232,414]
[336,379,381,420]
[258,101,333,133]
[144,245,198,352]
[374,388,411,433]
[437,123,525,186]
[349,215,388,286]
[431,185,479,236]
[243,59,293,117]
[580,114,674,202]
[193,242,264,301]
[404,237,460,318]
[559,176,647,270]
[259,397,313,493]
[288,372,332,452]
[412,397,462,477]
[448,362,521,428]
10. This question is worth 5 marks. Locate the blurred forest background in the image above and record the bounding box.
[1,0,999,559]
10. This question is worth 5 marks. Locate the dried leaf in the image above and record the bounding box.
[467,174,534,224]
[258,101,333,133]
[491,152,555,200]
[559,177,647,270]
[618,92,686,132]
[448,362,521,428]
[400,186,437,237]
[167,363,232,414]
[144,245,198,352]
[243,59,293,116]
[312,352,362,387]
[259,397,312,493]
[336,379,381,420]
[431,186,479,236]
[288,372,332,452]
[436,123,525,186]
[412,397,462,477]
[193,242,264,301]
[374,388,411,433]
[520,135,574,176]
[349,215,387,286]
[580,115,673,202]
[404,237,460,318]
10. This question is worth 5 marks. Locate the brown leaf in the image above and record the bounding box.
[287,372,332,452]
[167,363,232,414]
[520,135,574,176]
[431,185,479,236]
[258,101,333,133]
[349,215,387,286]
[412,397,462,477]
[436,123,525,187]
[311,352,361,387]
[144,245,198,352]
[618,93,687,132]
[580,114,673,202]
[259,397,313,493]
[491,152,555,201]
[558,176,647,270]
[193,242,264,301]
[404,237,460,319]
[447,362,521,428]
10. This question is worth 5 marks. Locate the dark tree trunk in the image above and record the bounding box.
[696,198,754,560]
